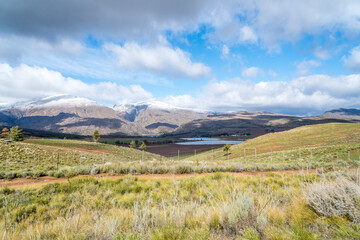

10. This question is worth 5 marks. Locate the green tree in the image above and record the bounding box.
[140,141,147,150]
[129,140,136,148]
[8,126,24,141]
[223,144,231,156]
[93,130,100,142]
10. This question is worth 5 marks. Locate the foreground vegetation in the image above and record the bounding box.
[1,169,360,239]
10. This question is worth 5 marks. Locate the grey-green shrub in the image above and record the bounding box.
[304,177,360,223]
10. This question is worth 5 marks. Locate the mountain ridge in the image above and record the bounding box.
[1,95,359,137]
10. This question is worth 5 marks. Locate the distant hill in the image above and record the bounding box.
[321,108,360,120]
[170,111,358,138]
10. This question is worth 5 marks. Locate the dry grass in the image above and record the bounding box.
[2,170,360,239]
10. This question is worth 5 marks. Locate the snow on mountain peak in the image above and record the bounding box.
[6,95,99,110]
[113,100,181,113]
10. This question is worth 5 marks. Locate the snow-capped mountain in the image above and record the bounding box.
[0,95,205,135]
[112,101,205,134]
[113,100,180,112]
[2,95,355,137]
[0,95,125,135]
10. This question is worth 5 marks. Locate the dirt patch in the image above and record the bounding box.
[41,145,112,155]
[1,176,65,189]
[262,145,283,149]
[1,168,321,189]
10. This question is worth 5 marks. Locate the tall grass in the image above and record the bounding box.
[1,169,360,239]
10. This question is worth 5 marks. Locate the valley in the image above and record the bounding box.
[1,109,360,239]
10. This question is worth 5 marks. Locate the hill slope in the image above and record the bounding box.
[185,123,360,169]
[0,138,164,178]
[321,108,360,120]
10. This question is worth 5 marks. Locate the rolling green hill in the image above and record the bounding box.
[0,139,165,179]
[184,123,360,170]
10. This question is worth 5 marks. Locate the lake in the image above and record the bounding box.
[176,137,243,145]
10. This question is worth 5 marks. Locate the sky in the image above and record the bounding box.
[1,0,360,115]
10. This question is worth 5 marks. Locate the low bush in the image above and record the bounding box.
[5,172,16,180]
[304,177,360,223]
[90,167,99,175]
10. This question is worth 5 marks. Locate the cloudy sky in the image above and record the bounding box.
[1,0,360,115]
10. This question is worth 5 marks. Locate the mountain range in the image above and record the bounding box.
[0,95,359,137]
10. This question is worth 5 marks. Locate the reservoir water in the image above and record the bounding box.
[175,137,243,145]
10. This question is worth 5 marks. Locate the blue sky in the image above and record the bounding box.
[1,0,360,115]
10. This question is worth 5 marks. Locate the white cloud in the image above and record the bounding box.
[2,1,360,50]
[0,36,174,86]
[0,36,84,65]
[314,47,331,60]
[343,46,360,72]
[163,74,360,115]
[0,0,221,41]
[105,42,211,79]
[241,67,263,78]
[204,0,360,48]
[221,45,230,58]
[0,64,152,104]
[240,0,360,47]
[296,60,321,75]
[239,26,258,43]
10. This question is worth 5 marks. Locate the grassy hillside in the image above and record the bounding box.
[233,122,360,152]
[0,139,165,179]
[184,123,360,170]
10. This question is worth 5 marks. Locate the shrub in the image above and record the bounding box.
[33,170,46,178]
[21,171,32,178]
[65,170,77,179]
[90,167,99,175]
[218,192,266,235]
[53,170,65,178]
[6,172,16,180]
[219,192,255,233]
[175,165,192,174]
[304,177,360,223]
